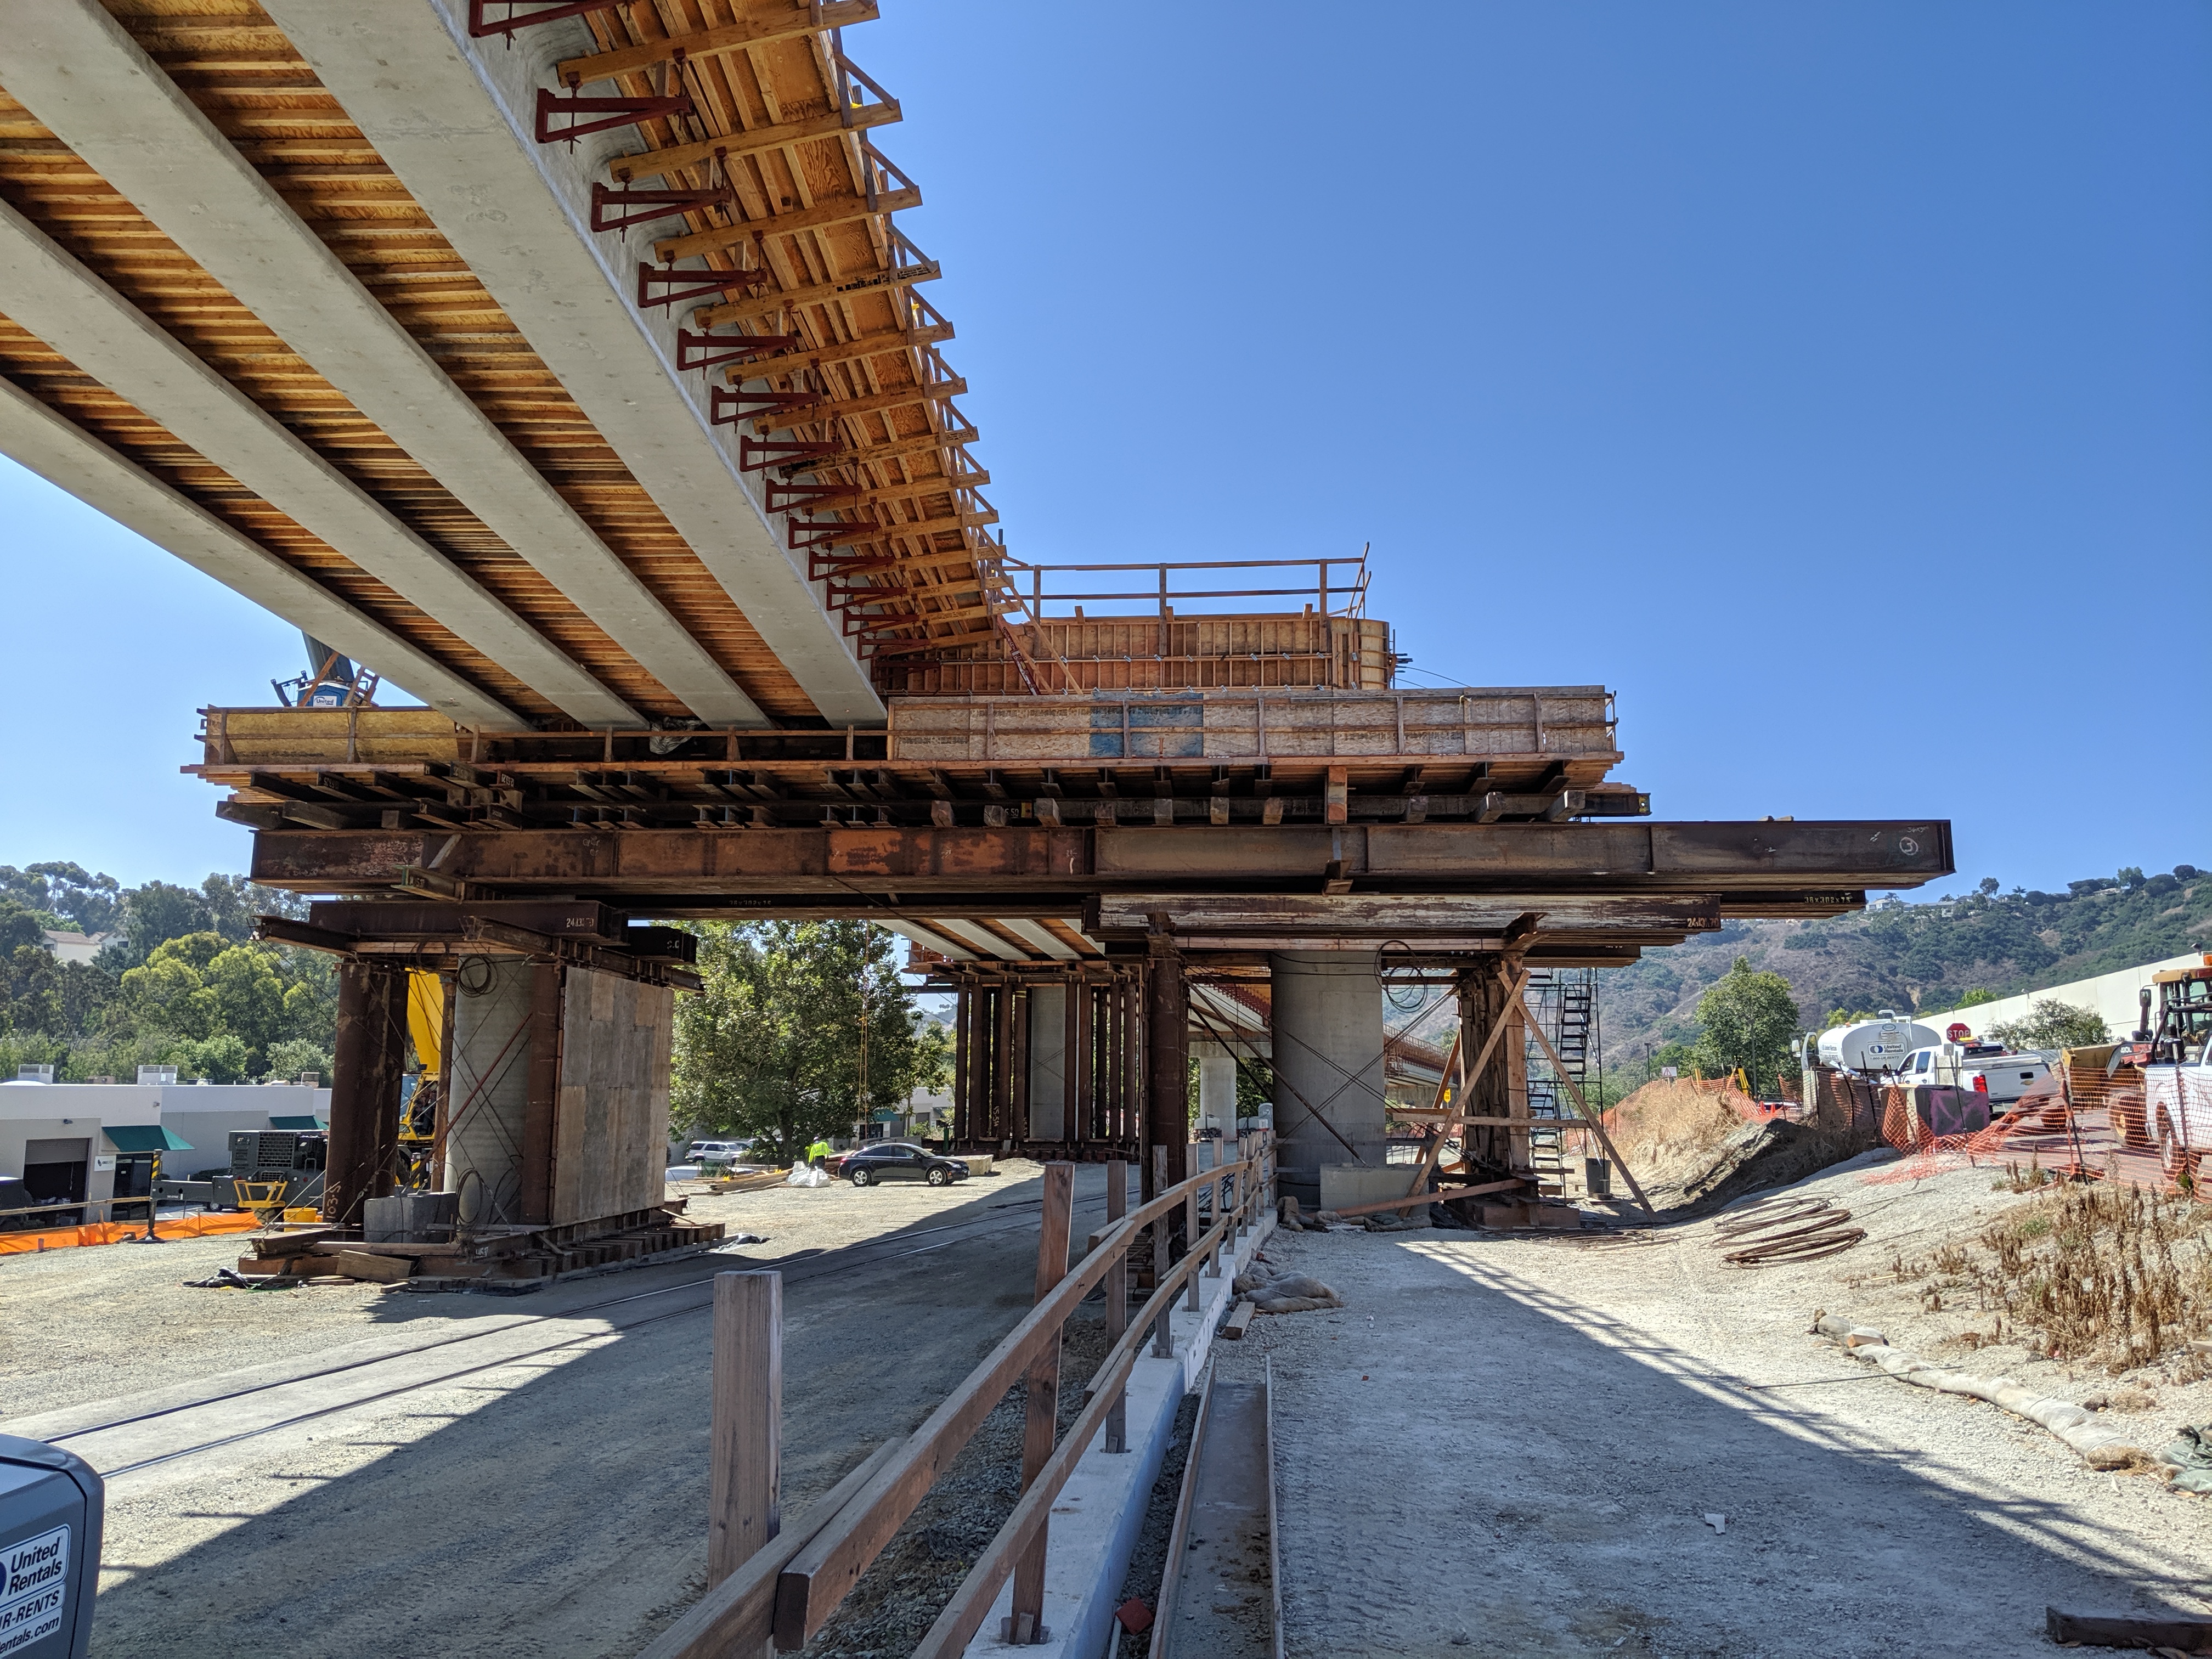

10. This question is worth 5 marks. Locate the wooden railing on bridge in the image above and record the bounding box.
[638,1131,1276,1657]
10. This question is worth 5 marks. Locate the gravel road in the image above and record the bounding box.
[2,1159,1120,1658]
[1211,1154,2212,1658]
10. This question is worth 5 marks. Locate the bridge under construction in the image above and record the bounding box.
[0,2,1950,1237]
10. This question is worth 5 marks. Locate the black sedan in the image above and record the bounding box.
[842,1142,970,1188]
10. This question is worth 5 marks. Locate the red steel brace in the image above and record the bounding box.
[637,263,773,311]
[738,437,846,473]
[765,481,859,514]
[469,0,622,40]
[588,182,735,234]
[678,330,806,373]
[787,516,862,552]
[709,386,820,427]
[535,87,694,146]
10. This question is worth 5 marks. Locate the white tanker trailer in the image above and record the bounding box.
[1816,1012,1941,1076]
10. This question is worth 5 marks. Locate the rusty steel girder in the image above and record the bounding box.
[244,819,1950,909]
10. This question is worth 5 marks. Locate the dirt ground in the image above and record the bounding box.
[1213,1153,2212,1658]
[1,1159,1125,1658]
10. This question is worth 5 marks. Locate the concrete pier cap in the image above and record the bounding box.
[1268,949,1395,1209]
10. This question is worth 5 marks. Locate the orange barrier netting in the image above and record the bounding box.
[1853,1062,2212,1192]
[0,1210,264,1255]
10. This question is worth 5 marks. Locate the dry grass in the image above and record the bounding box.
[1894,1183,2212,1375]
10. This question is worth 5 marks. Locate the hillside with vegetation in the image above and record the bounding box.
[1595,862,2210,1081]
[0,860,334,1084]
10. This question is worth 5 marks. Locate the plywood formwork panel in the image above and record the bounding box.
[884,689,1618,767]
[879,617,1393,696]
[553,967,673,1226]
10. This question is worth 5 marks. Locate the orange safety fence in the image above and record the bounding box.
[1854,1060,2212,1193]
[0,1210,264,1255]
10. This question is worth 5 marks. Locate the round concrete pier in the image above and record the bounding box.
[1269,951,1389,1206]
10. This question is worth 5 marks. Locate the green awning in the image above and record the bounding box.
[103,1125,194,1153]
[269,1116,326,1130]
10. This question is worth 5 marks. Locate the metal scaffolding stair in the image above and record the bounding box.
[1522,969,1599,1195]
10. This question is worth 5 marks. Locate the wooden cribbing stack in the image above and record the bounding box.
[233,1203,725,1287]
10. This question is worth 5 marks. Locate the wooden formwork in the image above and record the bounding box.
[876,614,1394,695]
[885,686,1617,765]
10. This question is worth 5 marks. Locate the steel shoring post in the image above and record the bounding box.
[1104,1158,1128,1454]
[1149,1146,1172,1358]
[952,976,972,1146]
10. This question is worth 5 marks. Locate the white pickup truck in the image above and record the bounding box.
[1895,1043,2052,1106]
[2147,1038,2212,1181]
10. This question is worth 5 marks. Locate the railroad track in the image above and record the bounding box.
[19,1193,1111,1482]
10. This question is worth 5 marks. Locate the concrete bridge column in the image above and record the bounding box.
[1268,951,1391,1210]
[1027,982,1068,1142]
[1194,1043,1238,1139]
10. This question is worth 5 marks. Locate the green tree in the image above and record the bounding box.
[672,921,950,1160]
[205,944,287,1058]
[1690,956,1801,1086]
[262,1036,332,1085]
[119,882,212,966]
[1988,999,2108,1052]
[120,933,227,1039]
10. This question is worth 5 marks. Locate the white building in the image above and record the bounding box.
[0,1075,330,1220]
[1920,951,2212,1045]
[37,929,118,966]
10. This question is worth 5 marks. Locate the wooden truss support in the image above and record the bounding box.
[653,186,921,265]
[558,0,881,84]
[695,258,942,329]
[721,323,953,387]
[751,376,968,435]
[609,100,903,184]
[816,506,998,549]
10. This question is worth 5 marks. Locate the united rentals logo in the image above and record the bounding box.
[0,1525,70,1656]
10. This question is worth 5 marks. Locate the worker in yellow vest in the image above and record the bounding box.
[806,1136,833,1170]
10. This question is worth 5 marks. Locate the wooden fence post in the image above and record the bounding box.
[1183,1167,1201,1312]
[1150,1146,1172,1358]
[1104,1158,1128,1453]
[709,1270,782,1605]
[1007,1161,1073,1643]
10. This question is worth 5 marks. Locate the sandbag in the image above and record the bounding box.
[1245,1271,1342,1313]
[2157,1425,2212,1494]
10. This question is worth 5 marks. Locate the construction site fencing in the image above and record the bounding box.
[0,1203,263,1254]
[639,1132,1276,1659]
[1824,1051,2212,1193]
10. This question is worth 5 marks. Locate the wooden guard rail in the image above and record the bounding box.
[638,1131,1275,1659]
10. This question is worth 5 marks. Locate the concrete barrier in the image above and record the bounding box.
[962,1206,1277,1659]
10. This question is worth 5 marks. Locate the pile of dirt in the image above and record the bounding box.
[1606,1078,1857,1215]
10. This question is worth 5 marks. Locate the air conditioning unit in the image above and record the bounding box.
[137,1065,179,1085]
[14,1065,54,1084]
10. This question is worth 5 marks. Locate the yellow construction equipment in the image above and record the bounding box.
[234,1179,290,1225]
[400,969,445,1188]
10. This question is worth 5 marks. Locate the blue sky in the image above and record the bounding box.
[1,1,2205,897]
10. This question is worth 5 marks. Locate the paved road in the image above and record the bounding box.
[33,1164,1119,1659]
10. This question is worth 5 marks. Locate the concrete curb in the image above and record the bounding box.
[962,1210,1279,1659]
